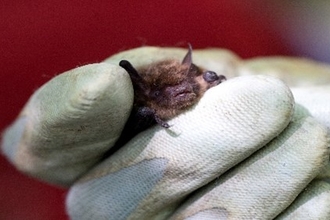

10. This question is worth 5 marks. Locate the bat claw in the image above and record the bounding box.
[154,115,170,128]
[161,122,170,128]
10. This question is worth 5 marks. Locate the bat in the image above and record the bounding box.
[104,45,226,157]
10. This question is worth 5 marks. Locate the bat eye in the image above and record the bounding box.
[203,71,219,83]
[151,90,160,98]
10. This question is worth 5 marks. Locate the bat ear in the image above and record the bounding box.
[181,43,193,66]
[119,60,142,81]
[119,60,146,90]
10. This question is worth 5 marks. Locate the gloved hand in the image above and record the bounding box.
[2,46,330,220]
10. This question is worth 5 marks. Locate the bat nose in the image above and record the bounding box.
[203,71,219,82]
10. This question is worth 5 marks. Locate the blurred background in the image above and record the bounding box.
[1,0,329,219]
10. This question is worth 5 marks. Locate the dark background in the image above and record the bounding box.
[1,1,325,219]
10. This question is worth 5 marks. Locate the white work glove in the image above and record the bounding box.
[2,47,330,219]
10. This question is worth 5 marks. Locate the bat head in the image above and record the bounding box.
[119,45,226,119]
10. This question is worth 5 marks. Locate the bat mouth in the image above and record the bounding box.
[173,90,197,106]
[165,84,197,108]
[175,90,193,96]
[173,87,195,98]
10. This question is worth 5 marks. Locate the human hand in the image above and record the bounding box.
[2,46,330,219]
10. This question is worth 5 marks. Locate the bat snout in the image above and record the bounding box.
[169,84,195,98]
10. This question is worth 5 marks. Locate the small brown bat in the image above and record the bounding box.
[105,45,226,156]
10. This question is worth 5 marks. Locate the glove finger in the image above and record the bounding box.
[242,55,330,181]
[170,107,329,219]
[1,63,133,186]
[292,86,330,181]
[292,85,330,130]
[66,75,294,220]
[240,56,330,86]
[276,180,330,219]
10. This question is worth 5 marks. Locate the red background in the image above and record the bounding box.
[0,1,295,219]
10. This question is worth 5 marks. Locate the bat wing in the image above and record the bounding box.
[102,107,157,158]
